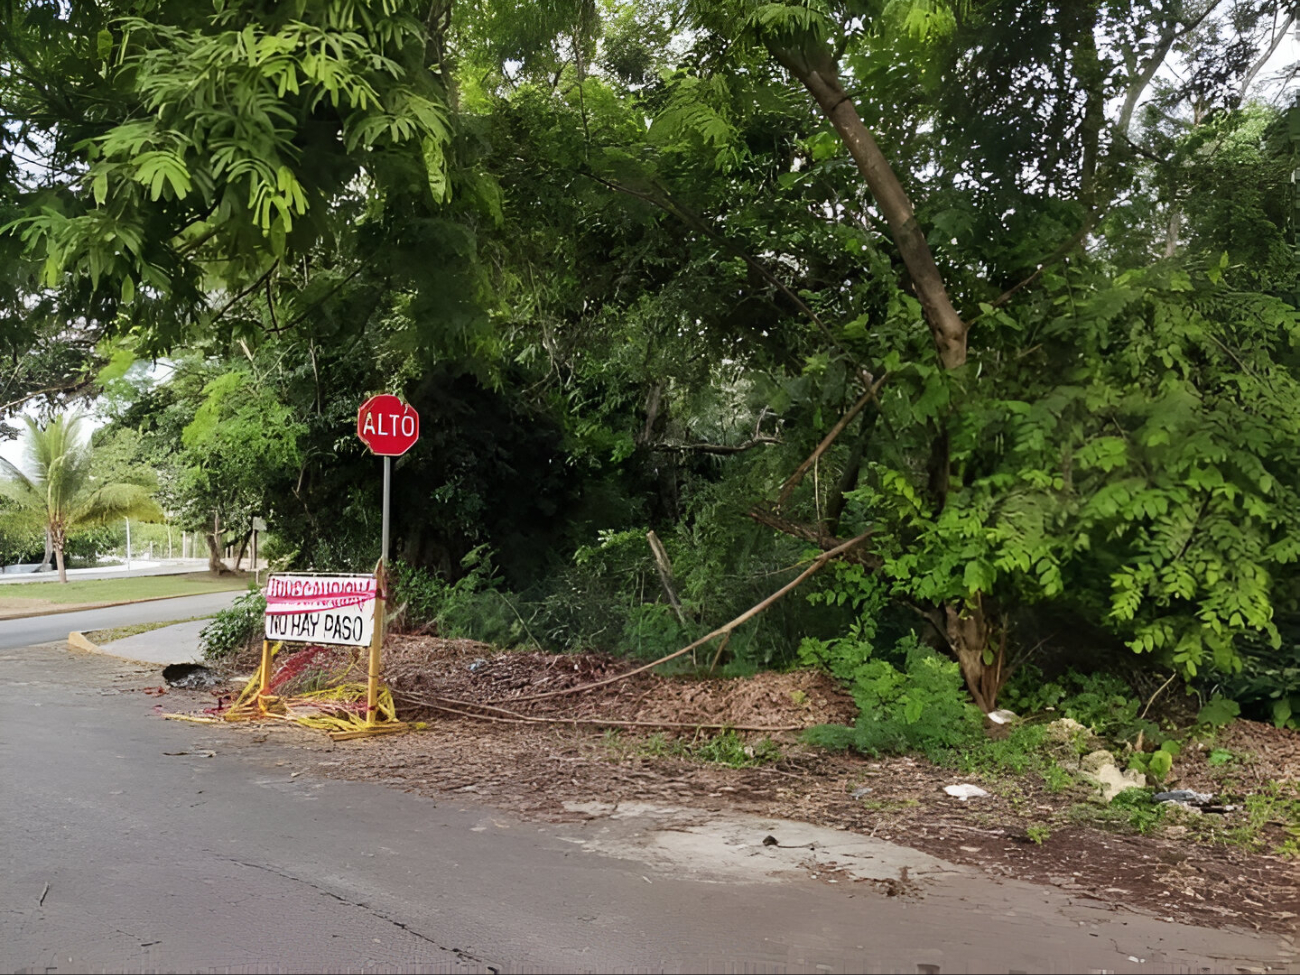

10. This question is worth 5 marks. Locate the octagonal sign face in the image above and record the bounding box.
[357,394,420,457]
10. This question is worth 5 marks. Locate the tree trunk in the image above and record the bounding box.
[766,43,968,369]
[207,511,230,574]
[233,530,251,571]
[1163,203,1181,257]
[945,600,1004,713]
[1074,3,1105,206]
[764,37,1015,707]
[52,527,67,584]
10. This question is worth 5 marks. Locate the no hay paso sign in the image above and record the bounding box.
[265,574,376,646]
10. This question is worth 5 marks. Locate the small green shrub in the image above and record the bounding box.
[387,559,446,628]
[696,731,781,767]
[1196,696,1241,729]
[1041,763,1075,793]
[1215,783,1300,855]
[627,729,780,767]
[1001,667,1148,741]
[1211,614,1300,730]
[1126,739,1181,784]
[389,546,507,638]
[1109,787,1165,834]
[799,632,984,760]
[1025,824,1051,845]
[954,725,1048,776]
[200,588,267,659]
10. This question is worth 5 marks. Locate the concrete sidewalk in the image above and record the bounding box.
[85,618,211,666]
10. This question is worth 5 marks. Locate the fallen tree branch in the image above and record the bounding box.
[646,530,686,625]
[486,529,874,705]
[394,690,804,733]
[747,504,882,570]
[776,373,887,506]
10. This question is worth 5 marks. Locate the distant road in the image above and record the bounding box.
[0,591,242,650]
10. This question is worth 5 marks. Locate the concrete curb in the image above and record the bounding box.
[0,588,247,622]
[67,630,100,653]
[67,626,200,669]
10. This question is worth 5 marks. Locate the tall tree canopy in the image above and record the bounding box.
[2,0,1297,706]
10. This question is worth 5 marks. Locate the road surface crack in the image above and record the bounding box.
[218,856,481,965]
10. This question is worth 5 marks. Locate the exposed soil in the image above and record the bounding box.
[181,635,1300,939]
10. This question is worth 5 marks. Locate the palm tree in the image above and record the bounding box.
[0,413,163,582]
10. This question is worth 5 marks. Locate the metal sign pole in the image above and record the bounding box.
[381,455,391,566]
[366,561,386,726]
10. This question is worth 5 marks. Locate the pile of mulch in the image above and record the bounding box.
[380,634,858,731]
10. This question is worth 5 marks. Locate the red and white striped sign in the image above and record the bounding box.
[264,574,376,646]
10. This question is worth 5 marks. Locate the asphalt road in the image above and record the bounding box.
[0,591,243,650]
[1,641,1294,974]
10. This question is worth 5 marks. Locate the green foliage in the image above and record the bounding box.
[692,730,781,767]
[1041,764,1074,793]
[1196,696,1241,729]
[1226,783,1300,856]
[800,631,985,760]
[1107,787,1166,834]
[954,724,1050,777]
[619,729,781,768]
[1211,616,1300,730]
[4,0,452,352]
[6,0,1299,730]
[178,365,305,541]
[1127,739,1180,785]
[388,546,508,639]
[199,588,267,660]
[1001,667,1148,742]
[1025,823,1051,845]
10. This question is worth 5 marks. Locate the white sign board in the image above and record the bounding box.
[264,573,376,647]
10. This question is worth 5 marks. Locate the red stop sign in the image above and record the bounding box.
[357,395,420,456]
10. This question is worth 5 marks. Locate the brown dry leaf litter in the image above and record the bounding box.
[201,635,1299,937]
[380,635,857,730]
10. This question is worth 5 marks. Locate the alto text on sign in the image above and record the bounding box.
[264,574,376,647]
[357,394,420,457]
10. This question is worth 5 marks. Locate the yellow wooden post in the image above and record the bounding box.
[365,561,386,726]
[258,639,272,702]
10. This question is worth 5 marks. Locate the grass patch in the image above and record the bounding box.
[1218,782,1300,855]
[0,572,246,607]
[83,616,212,644]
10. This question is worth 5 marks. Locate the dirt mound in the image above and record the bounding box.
[381,635,857,732]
